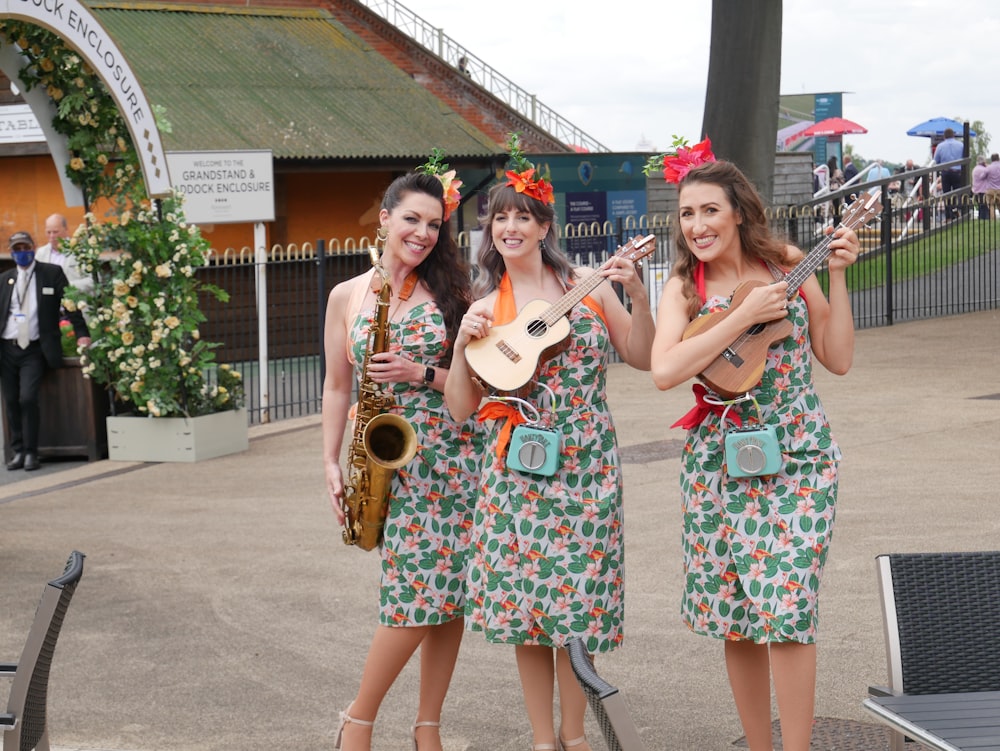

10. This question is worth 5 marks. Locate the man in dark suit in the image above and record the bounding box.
[2,231,90,471]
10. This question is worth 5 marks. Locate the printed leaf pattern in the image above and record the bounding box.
[467,304,625,654]
[349,303,483,626]
[680,293,842,644]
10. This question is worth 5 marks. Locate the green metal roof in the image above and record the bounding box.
[87,2,503,161]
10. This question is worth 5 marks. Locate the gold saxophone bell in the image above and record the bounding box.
[341,231,420,551]
[342,413,419,550]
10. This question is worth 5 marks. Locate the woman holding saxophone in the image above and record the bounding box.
[322,166,481,751]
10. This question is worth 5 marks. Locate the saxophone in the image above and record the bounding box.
[342,230,419,550]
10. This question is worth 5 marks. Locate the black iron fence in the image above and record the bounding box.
[200,169,999,424]
[6,164,991,427]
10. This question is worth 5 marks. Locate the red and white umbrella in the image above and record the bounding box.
[799,117,868,138]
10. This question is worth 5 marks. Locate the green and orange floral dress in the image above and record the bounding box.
[466,277,625,654]
[350,301,482,628]
[677,274,841,644]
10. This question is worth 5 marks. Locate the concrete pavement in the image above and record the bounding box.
[1,309,998,751]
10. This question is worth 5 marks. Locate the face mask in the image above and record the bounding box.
[11,249,35,267]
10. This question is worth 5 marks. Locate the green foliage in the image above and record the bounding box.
[64,194,243,417]
[0,20,144,206]
[0,21,241,417]
[957,117,992,165]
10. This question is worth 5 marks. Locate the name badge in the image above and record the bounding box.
[42,286,55,295]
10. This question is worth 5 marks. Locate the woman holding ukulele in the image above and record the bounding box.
[649,140,861,751]
[445,135,656,751]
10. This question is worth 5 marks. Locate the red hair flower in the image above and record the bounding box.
[503,133,556,205]
[643,135,717,185]
[505,168,555,206]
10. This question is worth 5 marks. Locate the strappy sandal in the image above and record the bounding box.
[558,735,590,751]
[412,719,440,751]
[333,704,374,750]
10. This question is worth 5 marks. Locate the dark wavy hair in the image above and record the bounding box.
[673,160,788,318]
[380,172,471,365]
[472,182,574,298]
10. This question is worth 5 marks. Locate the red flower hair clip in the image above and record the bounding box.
[504,133,556,205]
[416,148,463,221]
[643,136,717,184]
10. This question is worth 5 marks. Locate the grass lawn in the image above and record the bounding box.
[816,219,1000,293]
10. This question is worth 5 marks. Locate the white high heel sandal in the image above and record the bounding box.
[411,719,441,751]
[333,704,374,750]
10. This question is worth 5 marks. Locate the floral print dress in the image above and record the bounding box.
[679,282,841,644]
[349,301,482,627]
[466,280,625,655]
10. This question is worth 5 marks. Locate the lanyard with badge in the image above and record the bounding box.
[13,268,34,347]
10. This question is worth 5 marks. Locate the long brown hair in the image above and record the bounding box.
[472,183,574,298]
[380,172,471,365]
[673,160,788,318]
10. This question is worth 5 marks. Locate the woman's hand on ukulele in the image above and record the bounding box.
[742,280,791,324]
[457,305,493,348]
[601,235,652,298]
[826,225,861,272]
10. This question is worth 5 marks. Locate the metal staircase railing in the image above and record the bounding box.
[356,0,610,153]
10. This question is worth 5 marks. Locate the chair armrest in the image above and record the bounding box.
[0,712,15,729]
[867,684,895,697]
[0,662,16,676]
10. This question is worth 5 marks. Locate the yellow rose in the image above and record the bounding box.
[121,331,135,345]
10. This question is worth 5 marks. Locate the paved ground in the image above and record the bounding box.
[2,309,998,751]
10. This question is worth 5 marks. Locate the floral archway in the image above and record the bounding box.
[0,20,243,418]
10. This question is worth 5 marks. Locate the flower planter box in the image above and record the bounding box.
[106,408,249,463]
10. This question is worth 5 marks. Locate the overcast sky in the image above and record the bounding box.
[395,0,999,166]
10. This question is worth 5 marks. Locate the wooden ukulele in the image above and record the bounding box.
[684,192,881,398]
[466,234,656,393]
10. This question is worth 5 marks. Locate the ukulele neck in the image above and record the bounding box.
[544,272,604,324]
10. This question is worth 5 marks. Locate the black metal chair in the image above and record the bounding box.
[566,638,645,751]
[1,551,86,751]
[865,551,1000,751]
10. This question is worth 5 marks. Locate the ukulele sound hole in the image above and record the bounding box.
[526,319,549,339]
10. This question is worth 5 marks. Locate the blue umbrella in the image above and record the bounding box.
[906,117,977,138]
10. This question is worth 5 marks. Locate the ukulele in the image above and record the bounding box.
[683,192,881,399]
[465,234,656,393]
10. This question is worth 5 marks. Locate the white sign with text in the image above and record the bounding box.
[0,104,45,143]
[166,150,275,225]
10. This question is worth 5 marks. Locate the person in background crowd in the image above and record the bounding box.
[984,153,1000,220]
[322,164,482,751]
[972,156,989,220]
[649,147,861,751]
[2,231,90,472]
[826,156,844,224]
[933,128,965,220]
[843,155,858,184]
[34,214,93,294]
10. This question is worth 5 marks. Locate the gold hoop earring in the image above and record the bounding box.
[377,226,388,241]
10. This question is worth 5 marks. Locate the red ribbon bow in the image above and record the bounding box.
[477,401,528,458]
[670,383,743,430]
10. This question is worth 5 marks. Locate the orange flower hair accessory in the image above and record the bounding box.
[642,135,716,184]
[504,132,555,205]
[417,148,463,221]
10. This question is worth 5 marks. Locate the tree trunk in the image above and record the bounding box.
[702,0,783,201]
